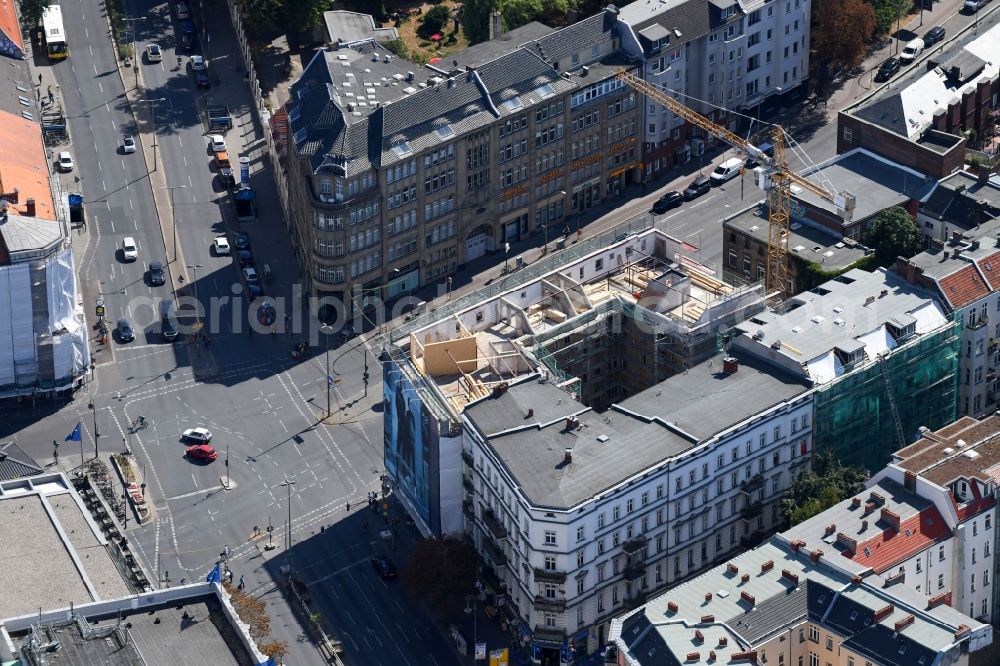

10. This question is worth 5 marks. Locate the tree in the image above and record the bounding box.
[868,0,910,35]
[400,537,477,620]
[419,5,452,38]
[238,0,285,41]
[502,0,543,30]
[284,0,327,33]
[782,450,869,526]
[382,38,408,60]
[865,205,924,266]
[811,0,875,81]
[462,0,499,44]
[18,0,52,28]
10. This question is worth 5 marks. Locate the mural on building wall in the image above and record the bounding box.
[384,359,434,527]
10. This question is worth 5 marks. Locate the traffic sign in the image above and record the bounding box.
[475,642,486,659]
[95,298,105,318]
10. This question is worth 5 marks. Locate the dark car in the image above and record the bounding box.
[237,249,253,268]
[874,57,901,82]
[194,69,211,88]
[148,260,166,286]
[233,232,251,251]
[923,26,945,46]
[651,191,683,214]
[161,316,178,341]
[371,556,397,580]
[682,176,711,200]
[117,319,135,343]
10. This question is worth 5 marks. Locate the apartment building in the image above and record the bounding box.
[610,535,992,666]
[886,415,1000,624]
[617,0,811,178]
[285,9,641,317]
[838,14,1000,179]
[460,352,812,661]
[728,267,960,471]
[895,231,1000,417]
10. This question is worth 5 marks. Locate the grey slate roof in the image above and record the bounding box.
[615,352,811,443]
[463,377,698,509]
[854,93,907,137]
[729,583,808,644]
[528,11,616,66]
[0,441,42,481]
[618,0,712,51]
[444,22,555,72]
[0,212,62,254]
[921,171,1000,229]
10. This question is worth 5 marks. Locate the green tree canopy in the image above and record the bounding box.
[400,537,477,620]
[419,5,452,38]
[866,205,924,266]
[782,450,869,526]
[18,0,52,28]
[867,0,910,35]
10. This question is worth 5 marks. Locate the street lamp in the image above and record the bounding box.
[138,98,165,170]
[162,184,189,263]
[123,16,146,90]
[185,264,203,312]
[503,242,510,273]
[279,478,297,583]
[320,324,336,418]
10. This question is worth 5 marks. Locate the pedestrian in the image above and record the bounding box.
[223,544,230,560]
[228,569,234,584]
[38,73,42,86]
[346,501,351,512]
[238,575,245,590]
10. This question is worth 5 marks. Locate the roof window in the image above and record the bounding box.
[434,124,455,140]
[536,83,555,99]
[391,141,413,158]
[503,97,524,111]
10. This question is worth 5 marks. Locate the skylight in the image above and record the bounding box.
[391,141,413,158]
[536,83,555,99]
[503,97,524,111]
[293,128,308,145]
[435,124,455,140]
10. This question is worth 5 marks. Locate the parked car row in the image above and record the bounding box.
[874,26,946,83]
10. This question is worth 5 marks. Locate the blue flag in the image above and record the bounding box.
[65,422,82,442]
[206,562,221,584]
[255,658,276,666]
[328,375,335,386]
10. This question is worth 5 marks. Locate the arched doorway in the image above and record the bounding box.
[464,223,494,262]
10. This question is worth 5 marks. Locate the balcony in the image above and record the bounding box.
[463,500,475,518]
[534,567,568,584]
[622,590,647,611]
[623,562,646,582]
[483,537,507,567]
[741,474,765,494]
[481,508,508,540]
[969,314,990,330]
[990,339,999,353]
[462,475,475,493]
[461,449,474,467]
[533,595,567,612]
[481,564,506,592]
[622,536,649,555]
[741,501,764,521]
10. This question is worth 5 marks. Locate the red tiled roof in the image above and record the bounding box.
[0,0,23,56]
[843,507,951,574]
[949,481,997,522]
[976,250,1000,291]
[936,264,989,309]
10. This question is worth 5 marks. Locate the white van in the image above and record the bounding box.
[710,157,744,185]
[900,38,924,63]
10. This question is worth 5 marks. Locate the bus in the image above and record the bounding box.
[42,5,68,60]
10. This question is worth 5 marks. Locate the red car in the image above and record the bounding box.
[186,444,218,461]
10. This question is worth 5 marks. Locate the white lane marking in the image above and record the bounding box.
[98,161,102,172]
[178,136,183,148]
[89,45,93,56]
[111,119,117,130]
[93,63,97,75]
[98,82,103,93]
[122,159,126,170]
[102,179,106,191]
[133,218,138,230]
[105,102,110,112]
[687,228,703,238]
[110,219,115,233]
[84,27,89,38]
[187,175,193,187]
[130,199,134,210]
[192,474,199,488]
[182,154,187,167]
[110,263,115,279]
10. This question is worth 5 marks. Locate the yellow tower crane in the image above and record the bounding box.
[615,69,854,298]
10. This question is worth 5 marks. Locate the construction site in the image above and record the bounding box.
[396,225,765,416]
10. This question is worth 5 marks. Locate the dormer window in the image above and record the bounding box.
[721,4,738,18]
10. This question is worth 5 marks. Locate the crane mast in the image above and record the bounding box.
[614,68,843,298]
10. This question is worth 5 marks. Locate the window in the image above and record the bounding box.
[938,573,945,589]
[939,545,945,561]
[808,626,819,643]
[597,513,605,529]
[544,531,556,546]
[577,526,585,542]
[826,637,833,651]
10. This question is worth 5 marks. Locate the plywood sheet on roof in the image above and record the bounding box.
[423,335,478,376]
[0,109,53,219]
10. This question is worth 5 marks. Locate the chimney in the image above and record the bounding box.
[564,416,579,431]
[790,539,806,552]
[705,592,713,602]
[781,569,800,585]
[851,497,861,509]
[894,615,915,633]
[25,198,35,216]
[740,591,756,606]
[861,519,869,531]
[955,624,971,639]
[727,563,740,574]
[564,448,573,464]
[880,508,901,530]
[694,630,704,643]
[686,653,700,662]
[824,524,837,537]
[488,9,503,41]
[709,651,716,661]
[701,614,715,623]
[851,574,863,584]
[836,533,858,555]
[723,356,739,374]
[810,549,823,563]
[718,637,728,647]
[761,560,774,573]
[667,601,679,613]
[526,408,534,418]
[406,71,415,82]
[740,573,750,584]
[873,604,895,623]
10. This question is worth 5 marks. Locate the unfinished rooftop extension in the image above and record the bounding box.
[404,228,764,413]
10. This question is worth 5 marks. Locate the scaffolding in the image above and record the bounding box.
[812,317,961,472]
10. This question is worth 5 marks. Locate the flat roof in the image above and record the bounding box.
[732,268,948,383]
[323,10,398,44]
[794,149,935,223]
[9,594,255,665]
[0,473,131,620]
[894,414,1000,486]
[725,203,869,272]
[0,108,57,224]
[465,378,698,509]
[616,352,811,442]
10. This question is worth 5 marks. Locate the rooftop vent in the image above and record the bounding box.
[723,357,739,374]
[564,448,573,464]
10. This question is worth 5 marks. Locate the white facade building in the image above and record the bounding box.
[461,352,812,660]
[616,0,811,177]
